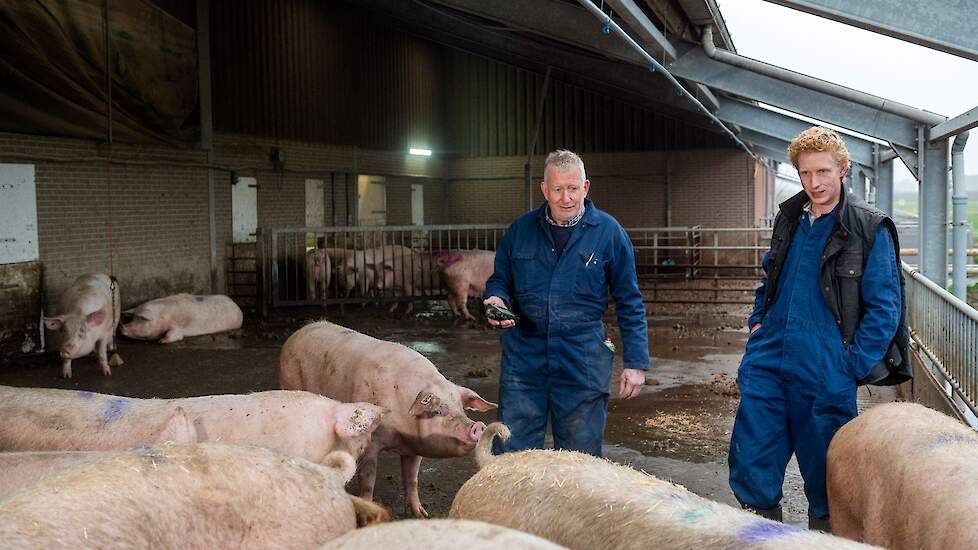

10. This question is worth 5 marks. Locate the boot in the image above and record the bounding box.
[809,515,831,533]
[744,504,782,522]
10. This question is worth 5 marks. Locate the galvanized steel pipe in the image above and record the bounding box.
[701,26,945,127]
[951,132,970,300]
[574,0,756,158]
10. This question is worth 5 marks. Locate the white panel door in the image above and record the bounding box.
[411,183,424,226]
[305,179,325,228]
[357,175,387,226]
[232,176,258,243]
[0,164,38,263]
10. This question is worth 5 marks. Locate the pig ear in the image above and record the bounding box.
[459,386,497,411]
[156,406,197,444]
[87,310,107,327]
[409,391,442,417]
[336,403,388,437]
[43,316,65,331]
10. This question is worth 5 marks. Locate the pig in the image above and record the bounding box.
[0,407,195,499]
[306,248,332,301]
[279,321,496,518]
[119,293,243,343]
[0,385,387,468]
[449,423,880,550]
[368,245,429,316]
[827,402,978,550]
[335,249,376,297]
[0,443,388,549]
[43,273,123,378]
[434,249,496,321]
[321,519,568,549]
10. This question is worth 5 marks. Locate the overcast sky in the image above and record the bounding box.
[716,0,978,190]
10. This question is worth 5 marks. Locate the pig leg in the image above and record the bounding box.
[97,337,112,377]
[107,334,123,367]
[401,454,427,518]
[356,446,380,501]
[61,358,73,379]
[160,329,185,344]
[459,297,476,322]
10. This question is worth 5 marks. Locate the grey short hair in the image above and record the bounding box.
[544,150,587,183]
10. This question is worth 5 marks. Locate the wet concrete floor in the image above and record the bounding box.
[0,301,894,527]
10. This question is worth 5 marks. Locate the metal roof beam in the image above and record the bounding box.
[607,0,719,112]
[668,42,924,155]
[717,97,879,168]
[740,128,873,178]
[762,0,978,62]
[930,106,978,143]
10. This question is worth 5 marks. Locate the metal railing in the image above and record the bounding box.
[257,225,774,311]
[259,225,506,310]
[903,262,978,423]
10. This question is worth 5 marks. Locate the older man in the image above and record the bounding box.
[729,127,910,531]
[483,149,650,457]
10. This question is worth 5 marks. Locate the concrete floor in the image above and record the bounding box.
[0,300,894,526]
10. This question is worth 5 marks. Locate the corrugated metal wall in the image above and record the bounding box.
[444,50,729,156]
[208,0,728,156]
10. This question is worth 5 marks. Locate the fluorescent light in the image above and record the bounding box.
[409,148,432,157]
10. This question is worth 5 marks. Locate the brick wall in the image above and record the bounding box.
[443,149,751,229]
[1,128,753,312]
[0,132,220,310]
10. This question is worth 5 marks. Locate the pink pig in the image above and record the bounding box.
[120,293,243,343]
[279,321,496,518]
[434,250,496,321]
[43,273,123,378]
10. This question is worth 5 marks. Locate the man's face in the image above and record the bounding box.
[540,166,589,224]
[796,150,847,212]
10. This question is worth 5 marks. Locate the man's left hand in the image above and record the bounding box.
[619,368,645,399]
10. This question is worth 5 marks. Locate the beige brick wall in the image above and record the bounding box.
[443,149,751,229]
[1,128,752,311]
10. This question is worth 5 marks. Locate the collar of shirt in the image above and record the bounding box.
[545,205,586,227]
[802,200,814,225]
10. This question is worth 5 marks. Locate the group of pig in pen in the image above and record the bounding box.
[265,225,503,320]
[3,231,977,549]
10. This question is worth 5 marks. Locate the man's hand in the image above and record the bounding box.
[750,323,762,334]
[619,368,645,399]
[484,297,515,329]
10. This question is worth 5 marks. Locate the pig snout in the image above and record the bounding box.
[59,349,73,359]
[469,421,486,443]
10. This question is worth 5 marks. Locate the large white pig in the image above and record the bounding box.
[367,245,427,315]
[120,293,243,343]
[306,248,332,301]
[434,249,496,321]
[335,249,375,297]
[43,273,123,378]
[321,519,568,550]
[279,321,496,518]
[0,385,387,467]
[827,402,978,550]
[0,407,195,499]
[0,443,388,549]
[450,423,879,550]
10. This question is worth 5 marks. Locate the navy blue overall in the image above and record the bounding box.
[729,203,900,519]
[484,199,650,457]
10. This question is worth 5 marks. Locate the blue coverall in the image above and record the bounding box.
[484,199,650,456]
[729,204,901,519]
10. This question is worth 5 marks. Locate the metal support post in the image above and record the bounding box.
[919,136,949,286]
[876,159,894,216]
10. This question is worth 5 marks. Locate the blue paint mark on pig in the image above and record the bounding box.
[78,391,94,400]
[194,295,207,302]
[102,397,129,422]
[738,521,803,543]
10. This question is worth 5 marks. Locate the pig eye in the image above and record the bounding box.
[135,315,150,322]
